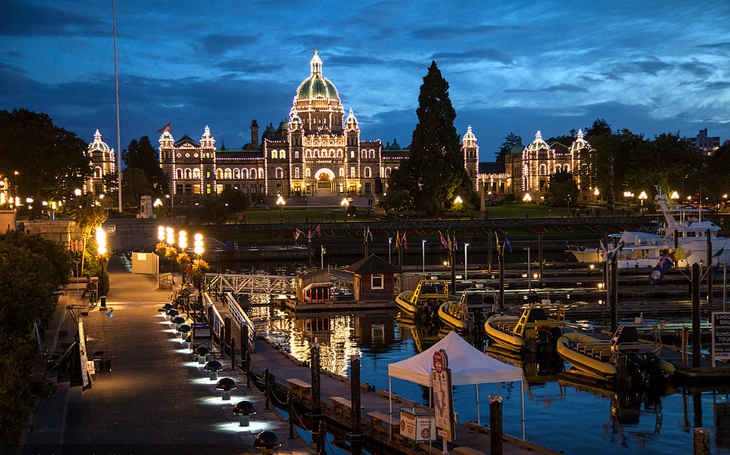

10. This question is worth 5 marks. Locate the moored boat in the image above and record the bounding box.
[566,188,730,268]
[556,324,675,382]
[438,284,495,332]
[484,305,564,352]
[395,278,451,316]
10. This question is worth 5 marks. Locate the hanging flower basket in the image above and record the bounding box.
[177,252,191,267]
[165,247,178,261]
[192,259,210,278]
[156,242,167,256]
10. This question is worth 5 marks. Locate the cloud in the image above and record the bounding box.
[431,48,513,65]
[700,81,730,90]
[197,34,258,55]
[0,0,106,37]
[504,83,588,94]
[411,24,531,40]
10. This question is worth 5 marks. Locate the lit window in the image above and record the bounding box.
[272,150,278,159]
[193,169,200,178]
[281,150,286,159]
[371,274,383,289]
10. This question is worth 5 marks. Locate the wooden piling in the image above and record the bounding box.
[490,394,503,455]
[349,355,363,455]
[311,343,321,415]
[694,427,710,455]
[693,263,701,368]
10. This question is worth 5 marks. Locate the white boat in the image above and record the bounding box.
[567,189,730,268]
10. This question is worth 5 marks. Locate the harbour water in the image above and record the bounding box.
[230,256,730,455]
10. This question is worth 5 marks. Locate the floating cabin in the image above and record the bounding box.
[296,269,335,303]
[344,254,401,301]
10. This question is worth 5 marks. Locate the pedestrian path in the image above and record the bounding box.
[12,255,313,455]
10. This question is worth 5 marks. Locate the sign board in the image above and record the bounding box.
[399,409,435,442]
[433,367,455,441]
[712,312,730,360]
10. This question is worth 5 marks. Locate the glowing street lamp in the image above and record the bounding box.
[96,227,107,307]
[671,191,679,200]
[523,193,532,203]
[178,230,187,250]
[341,198,349,222]
[276,194,285,223]
[194,233,204,257]
[639,191,647,206]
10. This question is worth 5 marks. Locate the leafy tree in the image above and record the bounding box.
[547,132,577,147]
[388,61,476,216]
[497,132,522,164]
[122,136,169,199]
[73,193,108,278]
[377,189,415,215]
[583,127,643,197]
[543,169,579,207]
[0,232,71,442]
[584,118,612,138]
[120,167,153,207]
[626,132,703,193]
[0,109,90,218]
[219,188,251,215]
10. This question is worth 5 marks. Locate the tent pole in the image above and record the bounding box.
[476,384,480,426]
[388,375,392,440]
[521,379,525,440]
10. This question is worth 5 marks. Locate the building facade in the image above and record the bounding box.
[84,129,116,195]
[688,129,720,156]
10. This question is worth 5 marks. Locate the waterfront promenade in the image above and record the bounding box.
[13,255,312,455]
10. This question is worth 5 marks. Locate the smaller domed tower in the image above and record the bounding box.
[462,126,479,190]
[85,130,116,195]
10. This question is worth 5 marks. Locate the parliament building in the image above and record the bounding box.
[87,51,592,206]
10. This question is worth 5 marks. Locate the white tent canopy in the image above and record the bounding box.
[388,330,523,386]
[387,330,525,440]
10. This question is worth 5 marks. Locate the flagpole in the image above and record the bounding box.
[113,0,122,212]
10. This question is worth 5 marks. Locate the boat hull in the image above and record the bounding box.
[395,291,418,315]
[484,315,525,351]
[556,332,617,380]
[438,301,467,331]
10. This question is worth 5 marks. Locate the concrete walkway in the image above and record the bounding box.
[11,255,312,455]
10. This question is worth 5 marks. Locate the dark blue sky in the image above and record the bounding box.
[1,0,729,161]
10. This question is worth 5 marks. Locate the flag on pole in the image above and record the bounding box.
[504,236,512,253]
[157,122,171,133]
[367,226,373,241]
[395,230,399,249]
[649,251,676,284]
[439,231,449,249]
[599,240,607,262]
[712,246,726,274]
[453,234,458,250]
[106,308,114,318]
[315,225,321,237]
[494,231,500,251]
[403,232,408,250]
[295,229,303,241]
[673,245,687,261]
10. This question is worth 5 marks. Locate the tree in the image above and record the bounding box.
[543,169,579,207]
[120,167,153,207]
[388,61,476,216]
[73,193,108,279]
[0,109,90,218]
[219,188,251,215]
[626,132,703,193]
[0,232,71,442]
[122,136,169,199]
[584,118,612,138]
[377,189,415,216]
[497,132,522,164]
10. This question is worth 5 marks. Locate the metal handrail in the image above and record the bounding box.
[225,292,256,350]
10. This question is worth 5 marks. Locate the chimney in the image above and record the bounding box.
[251,120,259,149]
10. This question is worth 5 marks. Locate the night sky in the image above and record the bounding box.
[2,0,729,161]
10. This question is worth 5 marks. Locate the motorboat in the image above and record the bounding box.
[566,188,730,268]
[395,278,451,316]
[438,284,496,332]
[556,324,675,382]
[484,305,565,352]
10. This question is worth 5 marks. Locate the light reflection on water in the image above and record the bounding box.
[245,302,730,455]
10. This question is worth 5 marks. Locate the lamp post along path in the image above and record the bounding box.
[96,227,107,307]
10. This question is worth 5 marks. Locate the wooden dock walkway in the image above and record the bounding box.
[205,294,562,455]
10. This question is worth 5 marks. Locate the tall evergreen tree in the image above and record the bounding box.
[122,136,169,199]
[388,61,475,215]
[497,132,522,164]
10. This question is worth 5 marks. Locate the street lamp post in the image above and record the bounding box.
[639,191,647,206]
[422,240,426,273]
[388,237,392,263]
[276,195,285,223]
[96,227,107,308]
[464,243,470,280]
[193,233,204,293]
[166,226,175,284]
[341,198,349,222]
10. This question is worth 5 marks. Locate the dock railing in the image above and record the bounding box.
[203,292,224,341]
[225,292,256,351]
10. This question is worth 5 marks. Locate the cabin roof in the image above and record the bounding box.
[345,254,401,274]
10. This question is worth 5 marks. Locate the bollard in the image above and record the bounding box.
[264,368,271,410]
[490,395,503,455]
[287,390,298,439]
[694,428,710,455]
[318,420,327,455]
[348,355,363,455]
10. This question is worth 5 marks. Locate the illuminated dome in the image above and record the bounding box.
[296,50,339,101]
[88,130,111,154]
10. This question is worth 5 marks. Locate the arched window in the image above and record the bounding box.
[329,149,335,158]
[250,168,257,179]
[305,168,311,178]
[242,168,248,179]
[564,165,570,172]
[176,169,182,179]
[272,150,278,159]
[280,150,286,159]
[295,167,299,178]
[94,167,102,178]
[337,149,342,158]
[350,167,356,178]
[224,168,232,179]
[216,169,223,179]
[305,149,310,158]
[275,167,283,179]
[259,167,264,179]
[369,149,375,158]
[193,169,200,179]
[364,167,371,178]
[185,169,192,179]
[339,168,344,177]
[555,165,561,173]
[385,167,392,178]
[539,164,546,175]
[351,151,355,159]
[295,151,299,159]
[233,169,239,179]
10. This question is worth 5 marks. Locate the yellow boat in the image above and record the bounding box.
[484,305,565,352]
[438,285,495,332]
[556,325,675,381]
[395,278,451,316]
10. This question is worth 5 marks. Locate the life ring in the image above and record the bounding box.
[537,324,551,332]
